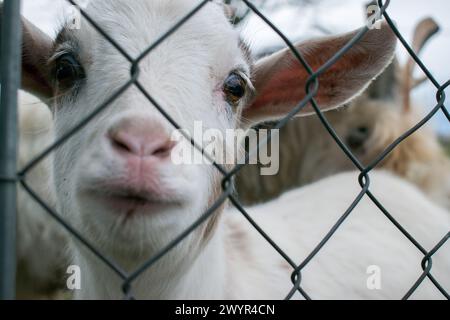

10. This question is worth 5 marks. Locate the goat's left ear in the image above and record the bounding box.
[0,6,54,102]
[243,23,397,124]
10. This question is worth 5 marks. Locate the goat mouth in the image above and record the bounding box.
[115,194,153,206]
[86,189,178,215]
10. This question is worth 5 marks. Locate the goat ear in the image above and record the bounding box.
[243,23,397,124]
[0,7,54,101]
[21,18,54,101]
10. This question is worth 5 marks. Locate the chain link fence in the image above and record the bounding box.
[0,0,449,300]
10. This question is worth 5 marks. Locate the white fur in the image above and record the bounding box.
[229,171,449,300]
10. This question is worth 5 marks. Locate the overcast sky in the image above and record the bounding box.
[21,0,449,136]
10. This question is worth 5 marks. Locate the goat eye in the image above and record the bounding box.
[223,72,247,106]
[54,54,85,88]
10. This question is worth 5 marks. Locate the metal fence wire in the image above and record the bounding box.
[0,0,449,300]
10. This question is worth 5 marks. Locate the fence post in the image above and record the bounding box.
[0,0,22,300]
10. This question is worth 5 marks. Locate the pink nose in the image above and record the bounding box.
[109,119,175,159]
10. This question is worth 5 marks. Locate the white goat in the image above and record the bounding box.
[16,92,67,299]
[237,18,450,210]
[11,0,449,299]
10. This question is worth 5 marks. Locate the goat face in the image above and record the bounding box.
[48,1,250,256]
[15,0,396,258]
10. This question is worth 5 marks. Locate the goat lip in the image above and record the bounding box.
[86,190,177,215]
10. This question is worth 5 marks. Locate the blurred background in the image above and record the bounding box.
[21,0,450,140]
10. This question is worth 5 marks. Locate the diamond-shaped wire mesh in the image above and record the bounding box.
[1,0,449,300]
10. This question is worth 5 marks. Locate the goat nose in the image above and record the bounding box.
[109,122,175,158]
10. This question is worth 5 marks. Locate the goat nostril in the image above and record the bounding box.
[110,131,140,156]
[152,141,176,158]
[113,138,133,154]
